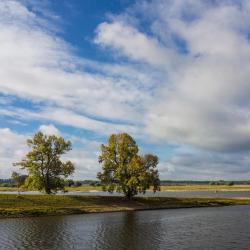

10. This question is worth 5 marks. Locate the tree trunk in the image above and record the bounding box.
[125,189,132,200]
[44,186,51,194]
[45,172,51,194]
[17,183,20,196]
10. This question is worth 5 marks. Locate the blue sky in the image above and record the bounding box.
[1,0,250,180]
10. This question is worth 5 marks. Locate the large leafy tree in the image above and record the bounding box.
[97,133,160,199]
[14,132,75,194]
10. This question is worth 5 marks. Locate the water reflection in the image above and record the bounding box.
[92,212,162,250]
[1,206,250,250]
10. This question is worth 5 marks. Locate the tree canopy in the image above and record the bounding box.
[14,132,75,194]
[97,133,160,199]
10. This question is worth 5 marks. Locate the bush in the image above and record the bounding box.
[74,181,82,187]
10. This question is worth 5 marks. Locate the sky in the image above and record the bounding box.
[1,0,250,180]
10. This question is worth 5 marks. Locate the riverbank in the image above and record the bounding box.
[1,194,250,219]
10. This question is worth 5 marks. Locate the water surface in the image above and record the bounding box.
[1,205,250,249]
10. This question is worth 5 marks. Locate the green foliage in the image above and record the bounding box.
[90,181,101,187]
[22,175,42,190]
[0,183,14,187]
[11,171,20,186]
[11,172,27,194]
[97,133,160,199]
[11,172,27,186]
[74,181,82,187]
[66,179,75,187]
[14,132,75,194]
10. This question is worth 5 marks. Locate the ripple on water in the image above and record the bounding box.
[1,205,250,250]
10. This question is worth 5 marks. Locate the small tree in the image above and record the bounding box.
[97,133,160,199]
[14,132,75,194]
[11,172,21,195]
[74,181,82,187]
[66,179,75,187]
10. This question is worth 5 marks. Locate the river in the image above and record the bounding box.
[1,205,250,250]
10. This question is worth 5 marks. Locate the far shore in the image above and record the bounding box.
[1,194,250,219]
[1,184,250,193]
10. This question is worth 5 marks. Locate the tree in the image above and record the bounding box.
[14,132,75,194]
[97,133,160,199]
[11,171,27,194]
[66,179,75,187]
[74,181,82,187]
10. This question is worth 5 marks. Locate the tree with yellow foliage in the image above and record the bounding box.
[97,133,160,199]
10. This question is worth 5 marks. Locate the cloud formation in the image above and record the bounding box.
[0,0,152,132]
[39,124,59,136]
[95,21,176,67]
[1,0,250,179]
[95,0,250,152]
[0,128,27,177]
[143,0,250,152]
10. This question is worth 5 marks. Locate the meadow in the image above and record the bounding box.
[1,194,250,219]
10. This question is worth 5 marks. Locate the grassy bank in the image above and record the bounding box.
[0,187,19,192]
[1,194,250,219]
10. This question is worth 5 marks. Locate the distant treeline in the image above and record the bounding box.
[64,180,250,186]
[0,179,14,187]
[46,179,250,186]
[2,178,250,188]
[160,180,250,185]
[0,179,13,184]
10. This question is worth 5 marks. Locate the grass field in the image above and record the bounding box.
[1,194,250,219]
[1,184,250,193]
[0,187,19,191]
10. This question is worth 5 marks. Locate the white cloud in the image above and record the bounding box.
[39,124,59,136]
[95,21,176,67]
[0,107,141,136]
[0,128,27,178]
[141,0,250,151]
[65,148,100,180]
[0,0,154,128]
[1,0,250,179]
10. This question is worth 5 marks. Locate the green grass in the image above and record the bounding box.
[1,194,250,219]
[0,187,19,192]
